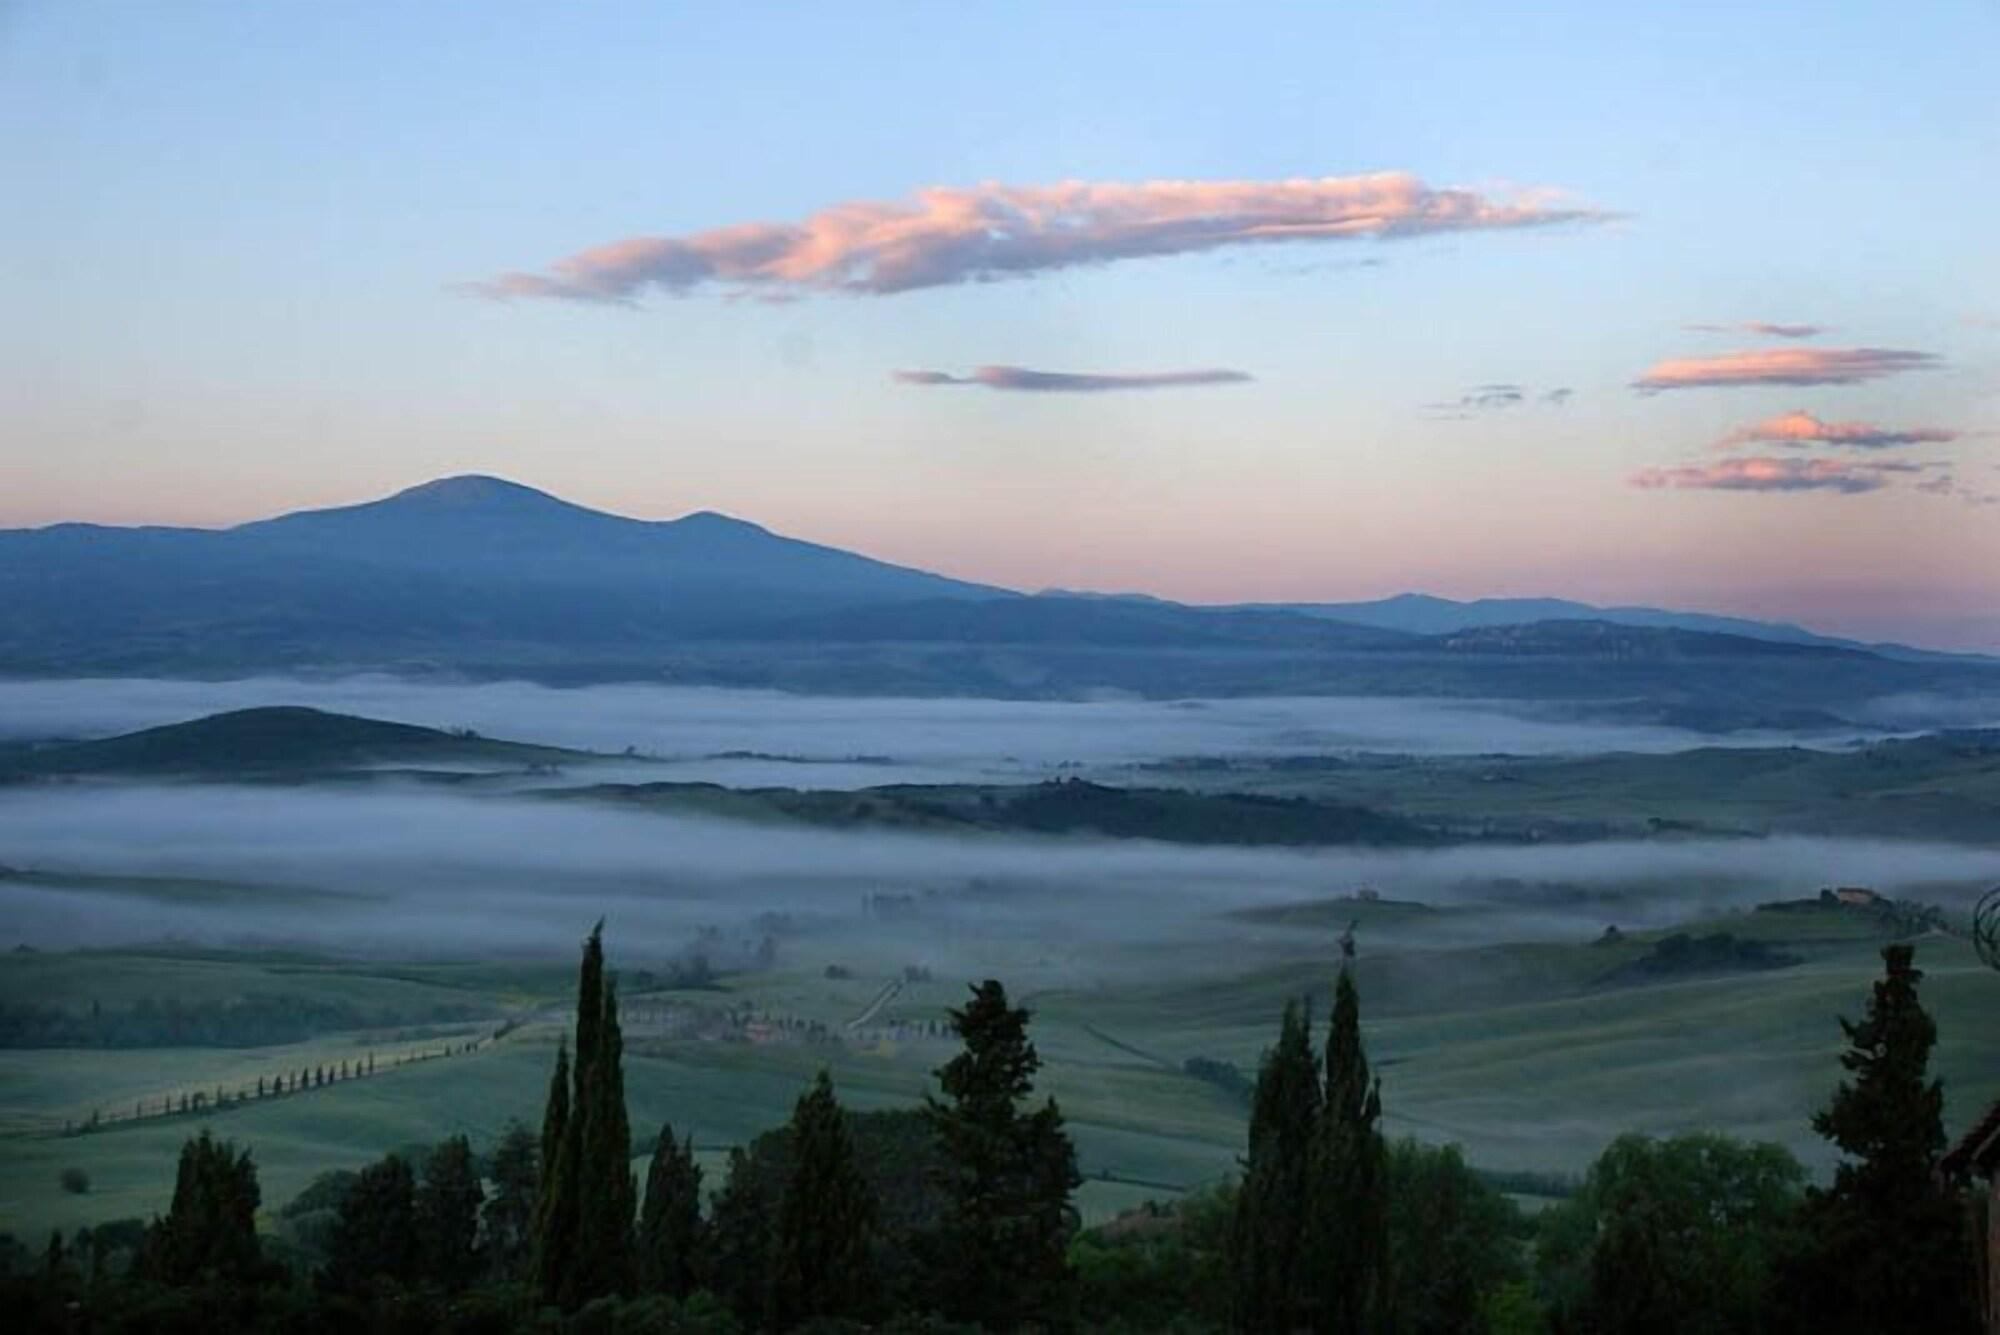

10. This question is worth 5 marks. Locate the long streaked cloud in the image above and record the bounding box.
[1685,321,1826,339]
[1715,409,1959,451]
[1631,347,1939,391]
[894,365,1253,393]
[1630,456,1928,494]
[462,173,1611,303]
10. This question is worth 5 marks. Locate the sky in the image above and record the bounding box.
[2,1,1997,648]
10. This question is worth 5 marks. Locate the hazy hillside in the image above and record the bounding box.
[0,706,579,777]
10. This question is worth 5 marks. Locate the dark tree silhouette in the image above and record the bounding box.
[323,1154,417,1292]
[1778,944,1978,1334]
[140,1131,263,1287]
[1231,997,1321,1332]
[1306,967,1388,1335]
[482,1121,540,1281]
[637,1122,704,1298]
[416,1135,484,1292]
[925,978,1080,1329]
[770,1070,876,1330]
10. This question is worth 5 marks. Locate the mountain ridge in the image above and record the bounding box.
[3,476,1993,695]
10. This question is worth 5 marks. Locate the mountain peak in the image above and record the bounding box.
[383,475,575,510]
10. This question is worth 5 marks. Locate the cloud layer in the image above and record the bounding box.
[895,365,1252,393]
[464,173,1608,302]
[1630,457,1925,494]
[1631,347,1938,391]
[1716,410,1959,451]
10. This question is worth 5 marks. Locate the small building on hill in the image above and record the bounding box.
[1944,1097,2000,1334]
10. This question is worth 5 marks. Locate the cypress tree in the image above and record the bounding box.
[1778,944,1978,1334]
[532,1037,575,1303]
[416,1134,485,1292]
[534,921,637,1311]
[638,1122,705,1298]
[925,978,1080,1329]
[569,975,635,1305]
[1305,968,1387,1335]
[1231,997,1321,1332]
[770,1070,876,1330]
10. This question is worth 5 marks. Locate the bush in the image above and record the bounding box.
[59,1167,89,1195]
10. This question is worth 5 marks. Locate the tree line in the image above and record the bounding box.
[3,932,1985,1332]
[0,993,486,1049]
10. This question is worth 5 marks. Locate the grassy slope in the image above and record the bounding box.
[5,907,1995,1243]
[1134,731,2000,842]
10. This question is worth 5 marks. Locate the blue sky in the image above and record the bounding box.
[3,1,1997,646]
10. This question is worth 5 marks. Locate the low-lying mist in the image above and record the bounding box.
[0,676,1943,789]
[3,784,1994,970]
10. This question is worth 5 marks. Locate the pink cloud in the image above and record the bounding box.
[1715,409,1959,451]
[1685,321,1826,339]
[463,173,1610,302]
[894,365,1252,393]
[1630,456,1927,494]
[1631,347,1938,391]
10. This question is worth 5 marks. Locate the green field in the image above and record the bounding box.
[6,889,1995,1246]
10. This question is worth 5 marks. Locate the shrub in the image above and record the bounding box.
[59,1167,90,1195]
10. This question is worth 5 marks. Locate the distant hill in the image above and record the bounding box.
[1426,619,1871,661]
[570,777,1443,847]
[1244,591,1984,664]
[756,597,1420,650]
[0,706,579,777]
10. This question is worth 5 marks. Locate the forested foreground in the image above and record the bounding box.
[2,928,1986,1334]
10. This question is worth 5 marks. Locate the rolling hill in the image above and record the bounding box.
[0,706,581,778]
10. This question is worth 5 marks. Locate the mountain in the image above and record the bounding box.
[5,476,1997,711]
[0,706,579,777]
[0,475,1006,673]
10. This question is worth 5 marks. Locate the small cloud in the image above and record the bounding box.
[1684,321,1826,339]
[1632,347,1939,391]
[1715,409,1959,451]
[1423,382,1569,416]
[1913,471,2000,507]
[461,172,1613,303]
[1630,456,1927,494]
[893,365,1254,393]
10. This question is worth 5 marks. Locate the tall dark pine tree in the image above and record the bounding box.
[1231,998,1322,1333]
[535,921,637,1311]
[1305,967,1387,1335]
[416,1134,485,1292]
[1779,944,1978,1334]
[532,1037,575,1302]
[638,1123,705,1299]
[140,1131,263,1287]
[925,978,1081,1330]
[770,1070,877,1330]
[570,975,635,1304]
